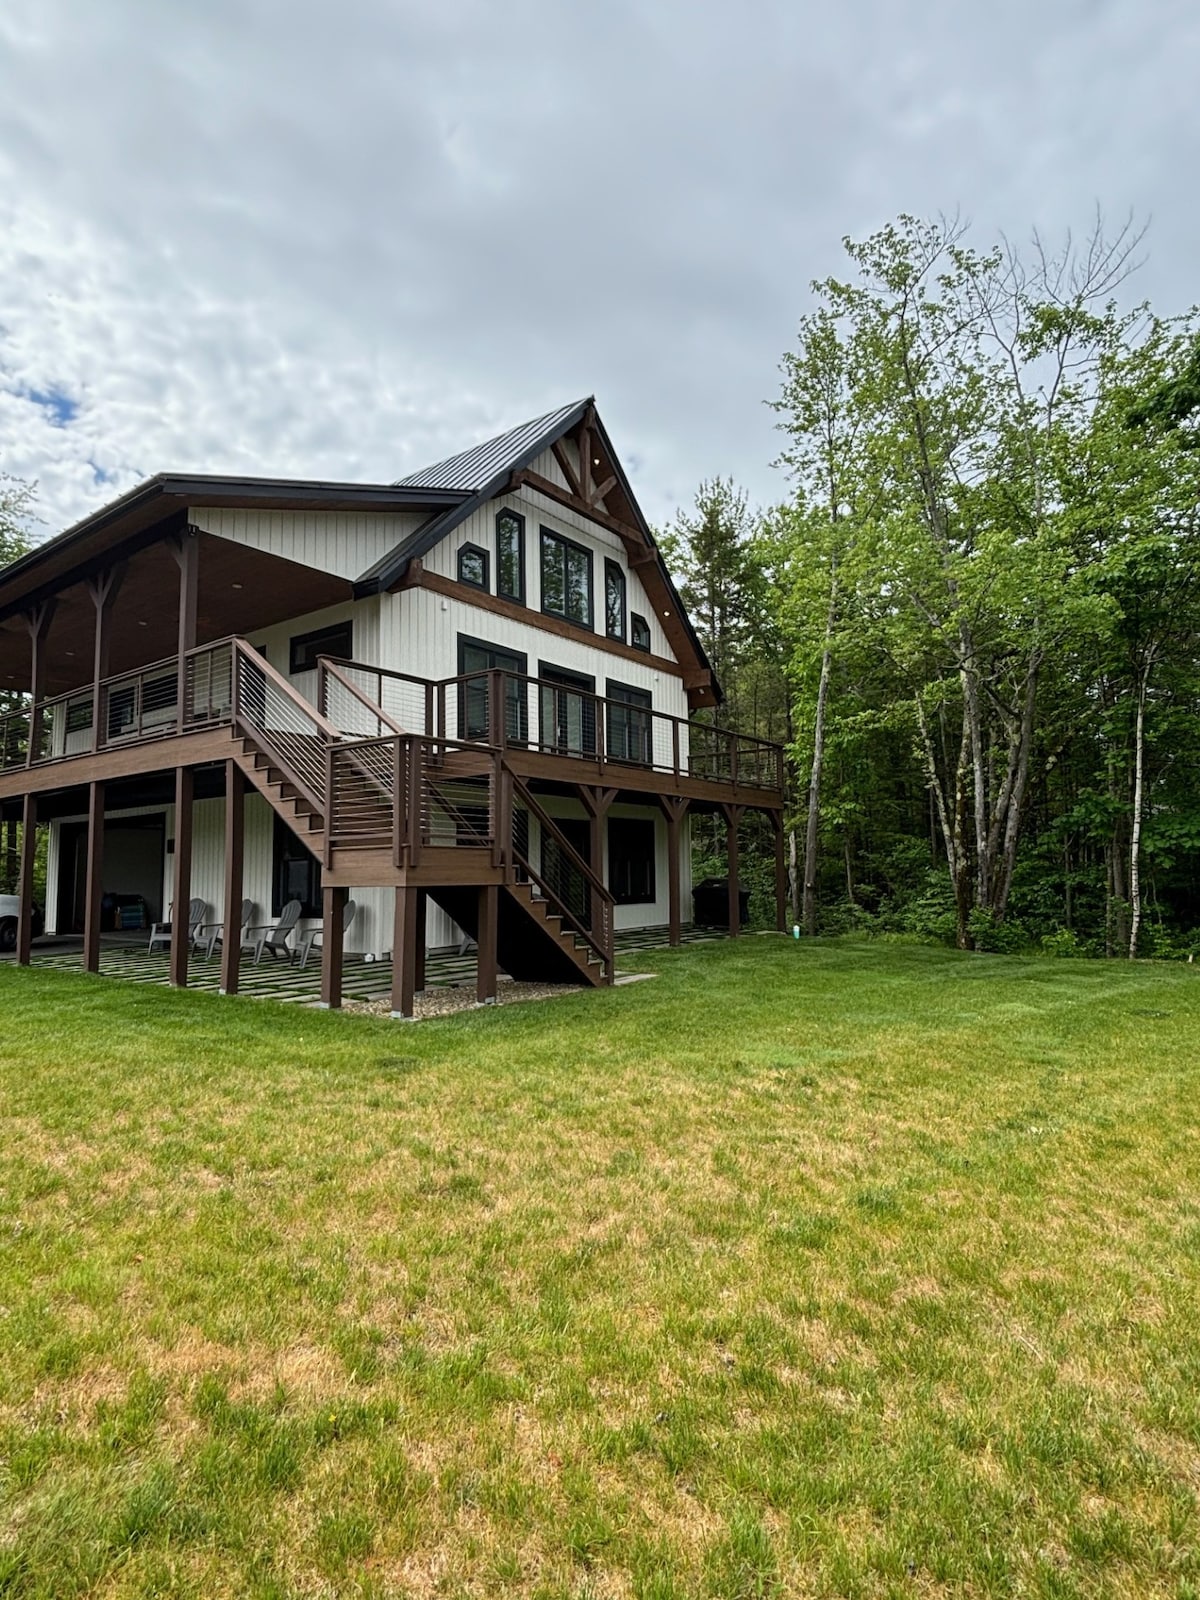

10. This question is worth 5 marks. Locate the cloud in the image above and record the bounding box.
[0,0,1196,541]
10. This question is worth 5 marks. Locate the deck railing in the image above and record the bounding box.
[2,647,785,800]
[326,735,500,866]
[319,657,784,795]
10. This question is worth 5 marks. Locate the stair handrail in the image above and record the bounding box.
[231,637,342,817]
[505,764,614,981]
[317,657,410,738]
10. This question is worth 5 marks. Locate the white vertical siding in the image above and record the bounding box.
[192,508,423,583]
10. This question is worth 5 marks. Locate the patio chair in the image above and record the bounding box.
[196,898,255,959]
[294,900,358,970]
[246,899,303,964]
[148,897,207,955]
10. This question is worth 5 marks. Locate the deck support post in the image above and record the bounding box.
[319,884,346,1009]
[23,600,56,767]
[723,803,745,939]
[771,810,788,933]
[414,890,426,993]
[220,760,244,995]
[658,795,690,947]
[171,527,199,729]
[476,883,498,1004]
[169,766,194,988]
[82,780,105,973]
[580,786,617,935]
[390,883,418,1018]
[86,566,124,753]
[16,792,37,966]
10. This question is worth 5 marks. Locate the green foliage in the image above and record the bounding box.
[762,213,1200,958]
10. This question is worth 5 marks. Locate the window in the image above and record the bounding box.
[538,662,596,756]
[273,813,322,917]
[457,636,528,743]
[65,698,93,734]
[457,542,489,591]
[289,621,353,675]
[630,612,651,653]
[496,510,525,602]
[540,528,593,629]
[604,560,626,642]
[606,680,653,765]
[609,817,656,904]
[541,816,591,926]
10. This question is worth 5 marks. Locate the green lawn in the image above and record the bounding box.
[1,939,1199,1599]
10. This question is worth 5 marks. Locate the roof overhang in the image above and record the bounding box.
[0,473,469,625]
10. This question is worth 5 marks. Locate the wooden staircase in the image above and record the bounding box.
[226,644,615,989]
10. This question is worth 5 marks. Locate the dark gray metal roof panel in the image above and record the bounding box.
[394,398,591,491]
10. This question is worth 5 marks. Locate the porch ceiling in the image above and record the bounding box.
[0,533,351,696]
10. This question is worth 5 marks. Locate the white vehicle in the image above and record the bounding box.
[0,894,42,952]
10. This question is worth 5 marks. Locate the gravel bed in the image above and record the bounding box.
[343,977,582,1021]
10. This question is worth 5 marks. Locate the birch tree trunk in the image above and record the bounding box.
[802,623,834,937]
[1128,653,1156,959]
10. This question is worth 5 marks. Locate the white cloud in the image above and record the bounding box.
[0,0,1196,542]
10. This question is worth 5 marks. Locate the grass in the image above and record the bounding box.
[0,936,1199,1598]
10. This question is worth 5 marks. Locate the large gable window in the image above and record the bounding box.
[540,528,593,629]
[290,621,353,675]
[496,509,525,602]
[604,560,626,642]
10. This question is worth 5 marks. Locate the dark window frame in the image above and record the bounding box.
[630,612,651,653]
[537,660,597,756]
[457,541,490,592]
[289,620,354,675]
[540,526,594,630]
[65,698,93,735]
[604,559,627,643]
[605,678,654,766]
[456,633,529,744]
[608,816,657,905]
[496,509,525,603]
[272,813,322,918]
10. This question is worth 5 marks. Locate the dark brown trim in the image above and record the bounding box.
[477,883,498,1003]
[320,884,346,1009]
[402,567,685,679]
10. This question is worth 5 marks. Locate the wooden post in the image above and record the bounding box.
[86,566,123,752]
[659,796,689,947]
[24,600,55,767]
[16,792,36,966]
[725,804,743,939]
[580,786,617,933]
[772,811,788,932]
[414,890,426,993]
[220,760,244,995]
[477,883,498,1003]
[82,781,105,973]
[169,766,194,988]
[319,884,346,1009]
[172,529,199,730]
[390,884,418,1018]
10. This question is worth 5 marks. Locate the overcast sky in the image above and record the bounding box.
[0,0,1196,542]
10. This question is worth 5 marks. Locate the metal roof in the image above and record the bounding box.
[394,398,592,492]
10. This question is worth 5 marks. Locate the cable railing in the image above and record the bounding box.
[506,768,614,979]
[230,639,339,816]
[318,657,435,737]
[430,667,784,792]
